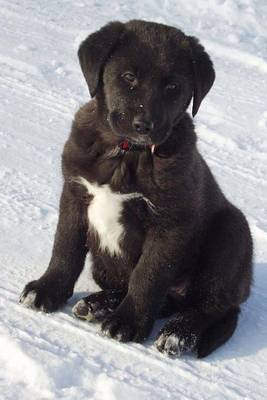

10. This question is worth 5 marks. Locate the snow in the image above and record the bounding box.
[1,0,267,399]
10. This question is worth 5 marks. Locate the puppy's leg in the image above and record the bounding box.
[101,226,193,342]
[157,296,179,319]
[73,289,125,322]
[20,184,88,312]
[194,207,252,356]
[157,206,252,357]
[197,308,240,358]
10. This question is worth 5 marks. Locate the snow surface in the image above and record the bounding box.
[1,0,267,399]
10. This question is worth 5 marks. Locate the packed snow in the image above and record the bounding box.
[1,0,267,399]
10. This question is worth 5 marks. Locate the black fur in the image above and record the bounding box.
[20,20,253,357]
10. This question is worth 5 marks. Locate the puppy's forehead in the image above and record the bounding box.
[110,22,191,76]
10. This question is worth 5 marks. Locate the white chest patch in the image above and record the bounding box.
[76,177,156,256]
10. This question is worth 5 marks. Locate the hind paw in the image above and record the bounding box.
[155,319,198,356]
[72,290,124,322]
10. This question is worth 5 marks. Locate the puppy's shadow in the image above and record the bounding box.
[63,263,267,361]
[67,291,90,307]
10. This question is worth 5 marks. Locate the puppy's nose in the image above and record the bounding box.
[133,117,154,135]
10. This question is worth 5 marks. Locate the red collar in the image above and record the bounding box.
[119,139,156,154]
[120,139,130,151]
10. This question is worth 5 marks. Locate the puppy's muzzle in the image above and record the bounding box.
[132,117,154,135]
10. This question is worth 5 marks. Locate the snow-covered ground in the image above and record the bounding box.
[1,0,267,399]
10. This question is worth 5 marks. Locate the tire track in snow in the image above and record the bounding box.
[204,39,267,74]
[0,75,74,117]
[0,326,54,398]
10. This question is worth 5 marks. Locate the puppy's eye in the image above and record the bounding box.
[122,72,136,83]
[165,83,179,91]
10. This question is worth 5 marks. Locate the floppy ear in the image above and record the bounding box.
[188,36,215,117]
[78,21,125,97]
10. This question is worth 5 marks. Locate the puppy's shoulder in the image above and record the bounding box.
[62,100,102,174]
[74,100,98,131]
[66,99,101,150]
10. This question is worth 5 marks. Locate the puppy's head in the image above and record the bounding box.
[78,20,215,146]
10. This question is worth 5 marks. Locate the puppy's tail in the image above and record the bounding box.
[197,307,240,358]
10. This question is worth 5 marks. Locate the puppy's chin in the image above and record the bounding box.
[124,135,153,146]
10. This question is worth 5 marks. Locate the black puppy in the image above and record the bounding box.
[20,20,253,358]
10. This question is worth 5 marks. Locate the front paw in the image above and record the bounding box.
[19,279,72,312]
[101,306,152,343]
